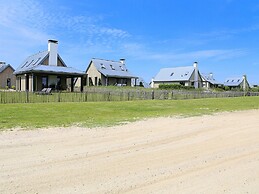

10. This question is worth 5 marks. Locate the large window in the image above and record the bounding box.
[42,76,48,88]
[6,78,11,88]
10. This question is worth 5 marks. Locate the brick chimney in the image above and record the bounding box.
[48,40,58,66]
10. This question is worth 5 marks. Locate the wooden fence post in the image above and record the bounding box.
[152,90,154,100]
[26,90,29,103]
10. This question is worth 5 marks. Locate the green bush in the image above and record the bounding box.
[250,87,259,92]
[159,84,195,90]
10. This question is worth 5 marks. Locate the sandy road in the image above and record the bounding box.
[0,110,259,193]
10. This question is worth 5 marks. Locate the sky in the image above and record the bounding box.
[1,0,259,84]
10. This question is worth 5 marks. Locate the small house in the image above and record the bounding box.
[85,58,137,86]
[201,73,222,89]
[14,40,85,92]
[151,62,202,88]
[224,75,249,90]
[0,62,15,89]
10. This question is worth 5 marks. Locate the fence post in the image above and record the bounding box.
[26,90,29,103]
[58,92,61,102]
[151,90,154,100]
[84,92,87,102]
[127,92,130,101]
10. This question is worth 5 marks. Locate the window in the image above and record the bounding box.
[120,66,124,71]
[110,64,115,70]
[26,60,34,67]
[89,77,93,86]
[170,72,174,76]
[232,80,234,82]
[21,61,28,68]
[42,76,48,88]
[237,79,240,82]
[33,57,41,66]
[101,63,106,69]
[56,76,61,90]
[95,77,98,86]
[7,78,11,88]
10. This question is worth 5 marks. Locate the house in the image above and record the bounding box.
[0,62,15,89]
[201,73,222,89]
[85,58,138,86]
[14,40,85,92]
[224,75,249,90]
[151,62,202,88]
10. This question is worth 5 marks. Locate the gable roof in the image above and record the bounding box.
[14,51,84,76]
[153,66,195,82]
[88,58,137,78]
[201,73,222,85]
[224,77,244,86]
[0,64,15,73]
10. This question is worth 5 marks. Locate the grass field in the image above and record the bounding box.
[1,96,259,130]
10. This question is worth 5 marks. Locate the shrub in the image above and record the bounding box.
[159,84,195,90]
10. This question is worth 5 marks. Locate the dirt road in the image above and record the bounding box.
[1,110,259,193]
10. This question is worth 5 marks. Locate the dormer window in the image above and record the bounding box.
[232,80,234,82]
[26,60,34,67]
[237,79,240,82]
[170,72,174,76]
[110,64,115,70]
[101,63,106,69]
[120,66,124,71]
[184,71,189,76]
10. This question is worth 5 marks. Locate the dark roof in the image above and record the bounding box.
[22,65,84,76]
[201,73,222,85]
[14,51,84,76]
[153,66,195,82]
[89,58,137,78]
[0,64,15,73]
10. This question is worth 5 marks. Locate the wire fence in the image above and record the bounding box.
[0,88,259,104]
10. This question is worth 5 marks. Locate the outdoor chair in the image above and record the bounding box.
[36,88,52,95]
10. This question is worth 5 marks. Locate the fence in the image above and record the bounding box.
[1,88,259,104]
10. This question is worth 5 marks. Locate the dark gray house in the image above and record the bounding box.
[14,40,85,92]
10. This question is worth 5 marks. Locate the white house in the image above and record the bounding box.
[151,62,202,88]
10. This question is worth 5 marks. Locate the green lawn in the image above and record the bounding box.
[1,97,259,130]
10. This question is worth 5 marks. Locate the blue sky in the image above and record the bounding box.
[1,0,259,84]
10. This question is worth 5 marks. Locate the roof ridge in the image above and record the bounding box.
[92,58,120,63]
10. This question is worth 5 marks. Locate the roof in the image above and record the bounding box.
[14,51,84,76]
[201,73,222,85]
[89,58,137,78]
[224,77,244,86]
[22,65,84,76]
[153,66,195,82]
[0,64,15,73]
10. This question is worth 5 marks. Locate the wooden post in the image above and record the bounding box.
[71,77,74,92]
[151,90,154,100]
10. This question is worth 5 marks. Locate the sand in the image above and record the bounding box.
[0,110,259,194]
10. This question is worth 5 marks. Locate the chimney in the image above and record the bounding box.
[48,40,58,66]
[193,62,199,89]
[120,58,125,65]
